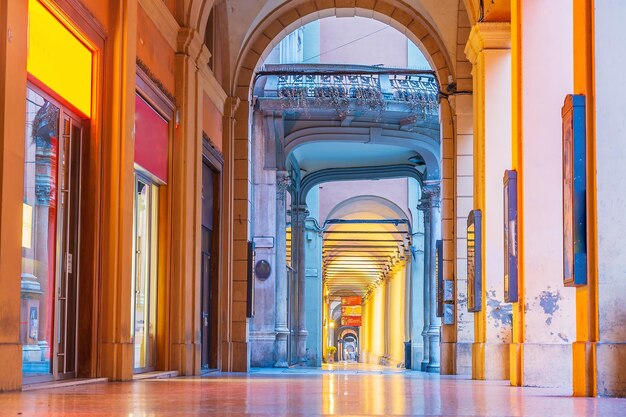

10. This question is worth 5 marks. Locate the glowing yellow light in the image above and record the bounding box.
[27,0,93,117]
[329,322,335,328]
[22,203,33,249]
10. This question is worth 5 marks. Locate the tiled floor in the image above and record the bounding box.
[1,363,625,416]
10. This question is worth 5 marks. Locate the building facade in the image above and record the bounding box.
[0,0,624,398]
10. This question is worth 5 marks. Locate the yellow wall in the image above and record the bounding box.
[361,263,408,366]
[389,268,406,365]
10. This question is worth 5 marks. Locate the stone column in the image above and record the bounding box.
[465,22,513,381]
[420,199,431,371]
[293,205,309,364]
[274,171,290,367]
[409,211,426,369]
[99,0,138,381]
[404,250,412,368]
[0,0,28,391]
[424,182,442,373]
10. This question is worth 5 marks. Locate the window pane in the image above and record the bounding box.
[21,88,60,377]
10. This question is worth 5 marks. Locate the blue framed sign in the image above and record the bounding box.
[436,239,444,317]
[503,170,518,302]
[467,210,482,312]
[562,94,587,287]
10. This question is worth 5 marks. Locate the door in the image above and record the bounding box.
[201,160,215,370]
[21,87,83,382]
[133,175,159,373]
[55,114,82,379]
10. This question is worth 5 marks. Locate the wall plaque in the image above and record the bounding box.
[562,94,587,287]
[467,210,482,312]
[504,170,518,302]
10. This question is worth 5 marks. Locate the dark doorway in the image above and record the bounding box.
[201,156,219,370]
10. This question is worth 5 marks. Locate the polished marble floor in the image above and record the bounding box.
[1,363,625,416]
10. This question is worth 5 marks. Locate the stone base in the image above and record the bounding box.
[455,342,472,376]
[0,343,22,391]
[440,342,455,374]
[472,342,509,380]
[250,335,275,368]
[596,342,626,397]
[522,343,572,390]
[411,344,424,371]
[572,341,595,397]
[100,341,134,381]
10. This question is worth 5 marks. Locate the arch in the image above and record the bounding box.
[176,0,214,39]
[284,126,440,182]
[325,195,412,225]
[233,0,455,99]
[299,164,424,205]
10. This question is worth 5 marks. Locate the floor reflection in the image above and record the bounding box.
[0,364,624,416]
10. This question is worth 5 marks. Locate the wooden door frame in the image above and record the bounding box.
[202,133,223,370]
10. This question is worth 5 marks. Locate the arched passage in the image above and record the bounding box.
[232,0,474,375]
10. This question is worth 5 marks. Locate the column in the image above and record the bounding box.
[404,251,412,369]
[99,0,138,381]
[293,205,309,364]
[169,27,206,375]
[465,22,513,380]
[511,0,576,388]
[424,182,442,373]
[420,199,431,371]
[0,0,28,391]
[274,171,290,367]
[409,217,426,370]
[592,0,626,397]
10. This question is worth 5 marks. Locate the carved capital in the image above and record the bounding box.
[422,182,441,208]
[464,22,512,65]
[177,27,204,61]
[293,206,309,224]
[276,171,291,202]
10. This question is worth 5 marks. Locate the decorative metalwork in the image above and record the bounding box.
[276,71,438,120]
[390,75,439,121]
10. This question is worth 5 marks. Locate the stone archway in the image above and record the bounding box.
[225,0,474,374]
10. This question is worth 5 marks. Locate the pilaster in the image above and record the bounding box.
[169,26,204,376]
[423,182,442,373]
[274,171,290,367]
[0,0,28,391]
[293,205,309,364]
[465,21,512,381]
[99,0,138,382]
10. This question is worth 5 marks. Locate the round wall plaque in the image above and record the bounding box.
[255,260,271,280]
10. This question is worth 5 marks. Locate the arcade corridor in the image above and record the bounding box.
[1,366,624,416]
[2,0,626,409]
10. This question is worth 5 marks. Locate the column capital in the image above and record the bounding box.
[293,205,309,223]
[276,171,291,202]
[177,27,205,61]
[464,22,511,65]
[421,182,441,209]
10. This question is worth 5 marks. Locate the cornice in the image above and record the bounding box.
[464,22,511,65]
[177,27,204,60]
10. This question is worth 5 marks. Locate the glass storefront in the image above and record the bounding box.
[132,175,159,372]
[21,87,82,380]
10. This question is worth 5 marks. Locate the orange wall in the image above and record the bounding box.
[203,93,223,152]
[136,4,175,94]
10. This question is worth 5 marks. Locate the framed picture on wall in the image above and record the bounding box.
[503,170,518,302]
[467,210,482,313]
[436,240,444,317]
[562,94,587,287]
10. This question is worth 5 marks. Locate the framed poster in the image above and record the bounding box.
[246,241,255,318]
[562,94,587,287]
[503,170,518,302]
[436,240,444,317]
[467,210,482,313]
